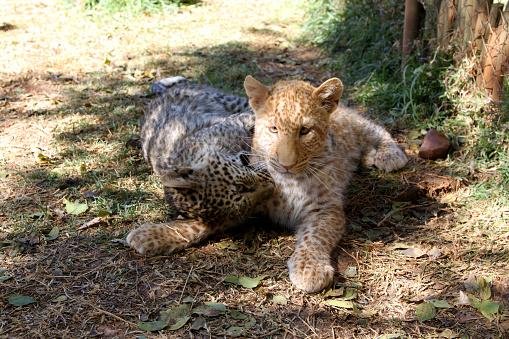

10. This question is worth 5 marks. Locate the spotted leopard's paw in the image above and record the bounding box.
[126,223,175,256]
[287,252,334,293]
[365,143,408,172]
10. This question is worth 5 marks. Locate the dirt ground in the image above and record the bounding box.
[1,0,508,338]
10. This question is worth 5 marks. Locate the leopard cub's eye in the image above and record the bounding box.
[268,125,278,133]
[300,126,311,136]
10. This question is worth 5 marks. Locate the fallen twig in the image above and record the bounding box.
[78,217,104,231]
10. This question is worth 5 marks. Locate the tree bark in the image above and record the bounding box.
[479,10,509,101]
[437,0,457,49]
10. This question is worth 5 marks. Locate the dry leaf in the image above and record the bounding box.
[272,295,287,305]
[457,291,470,305]
[8,294,36,306]
[324,287,345,298]
[428,299,452,309]
[500,319,509,331]
[224,275,265,289]
[400,247,427,258]
[190,316,206,331]
[138,304,191,332]
[477,300,499,319]
[324,299,355,309]
[415,302,436,322]
[63,199,88,216]
[45,226,60,241]
[439,328,458,338]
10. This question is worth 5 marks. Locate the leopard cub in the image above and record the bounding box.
[245,75,408,292]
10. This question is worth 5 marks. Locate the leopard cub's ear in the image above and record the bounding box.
[313,77,343,114]
[244,75,269,113]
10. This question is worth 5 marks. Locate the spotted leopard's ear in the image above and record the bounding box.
[244,75,269,113]
[159,167,197,189]
[313,77,343,115]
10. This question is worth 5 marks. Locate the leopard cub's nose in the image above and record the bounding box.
[275,161,296,173]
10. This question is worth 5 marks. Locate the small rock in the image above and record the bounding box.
[419,129,450,160]
[457,290,470,305]
[0,23,16,31]
[400,247,427,258]
[427,247,442,260]
[82,190,99,199]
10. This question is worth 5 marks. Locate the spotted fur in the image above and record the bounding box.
[127,77,274,255]
[244,76,408,293]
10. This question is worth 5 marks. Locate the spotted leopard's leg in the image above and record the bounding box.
[287,206,345,293]
[126,219,211,255]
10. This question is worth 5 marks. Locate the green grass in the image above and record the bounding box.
[183,43,263,94]
[73,0,198,14]
[304,0,509,191]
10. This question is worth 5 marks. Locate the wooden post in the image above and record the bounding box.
[403,0,425,57]
[432,0,509,101]
[456,0,477,49]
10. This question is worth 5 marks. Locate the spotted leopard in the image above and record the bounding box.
[126,77,274,255]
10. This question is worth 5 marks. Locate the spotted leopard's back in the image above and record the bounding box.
[141,77,250,172]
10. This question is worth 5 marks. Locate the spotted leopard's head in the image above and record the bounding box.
[244,75,343,175]
[159,150,274,224]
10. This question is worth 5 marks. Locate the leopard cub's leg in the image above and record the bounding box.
[126,219,210,255]
[346,110,408,172]
[287,208,345,293]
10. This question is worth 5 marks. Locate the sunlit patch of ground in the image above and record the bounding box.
[1,0,507,337]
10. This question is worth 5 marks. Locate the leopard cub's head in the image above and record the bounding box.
[159,150,274,225]
[244,75,343,175]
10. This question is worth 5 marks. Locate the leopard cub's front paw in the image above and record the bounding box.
[126,223,169,256]
[287,253,334,293]
[371,143,408,172]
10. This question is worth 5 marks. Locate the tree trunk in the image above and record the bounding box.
[479,10,509,101]
[472,0,492,50]
[437,0,457,49]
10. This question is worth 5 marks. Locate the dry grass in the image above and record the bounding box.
[1,0,508,338]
